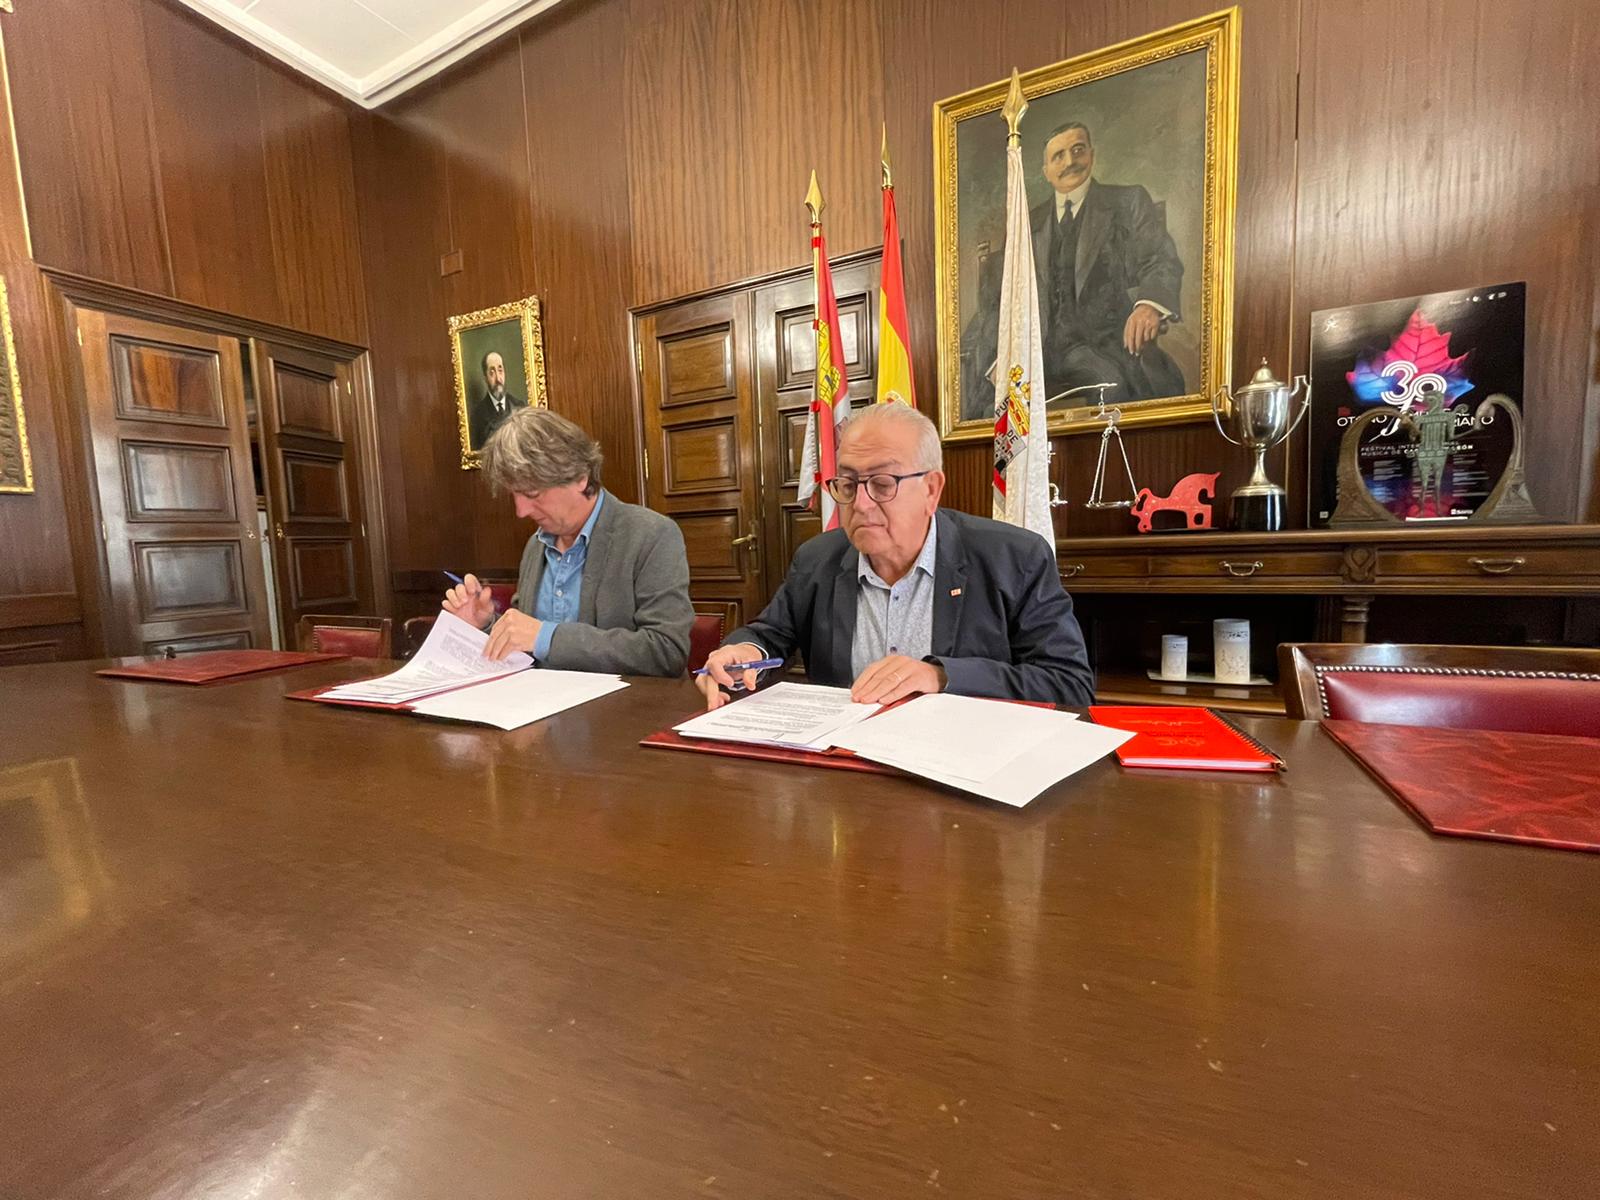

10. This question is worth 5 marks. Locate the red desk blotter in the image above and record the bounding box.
[98,649,347,685]
[1323,720,1600,854]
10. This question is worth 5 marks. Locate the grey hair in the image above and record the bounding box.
[1047,120,1092,145]
[481,408,604,497]
[839,402,943,471]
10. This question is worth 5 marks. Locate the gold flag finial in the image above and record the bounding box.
[805,169,824,224]
[881,124,892,189]
[1002,68,1027,144]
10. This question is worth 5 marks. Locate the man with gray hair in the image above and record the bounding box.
[444,408,693,676]
[697,403,1093,709]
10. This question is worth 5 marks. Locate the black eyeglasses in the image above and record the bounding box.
[824,471,933,504]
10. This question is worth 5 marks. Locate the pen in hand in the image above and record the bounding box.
[694,657,783,692]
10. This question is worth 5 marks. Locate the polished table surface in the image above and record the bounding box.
[1,660,1595,1198]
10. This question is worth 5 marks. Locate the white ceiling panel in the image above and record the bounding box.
[248,0,413,81]
[176,0,566,108]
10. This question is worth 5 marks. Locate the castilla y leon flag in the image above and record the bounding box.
[797,170,851,531]
[991,72,1054,547]
[876,128,915,408]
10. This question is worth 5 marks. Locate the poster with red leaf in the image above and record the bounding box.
[1307,283,1525,524]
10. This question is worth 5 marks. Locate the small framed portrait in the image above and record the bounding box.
[450,294,549,468]
[0,277,33,494]
[934,8,1240,441]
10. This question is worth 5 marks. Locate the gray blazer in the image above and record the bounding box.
[727,508,1095,705]
[512,492,693,677]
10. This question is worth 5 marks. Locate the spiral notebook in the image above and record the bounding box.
[1088,706,1284,772]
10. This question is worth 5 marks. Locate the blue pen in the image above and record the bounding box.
[693,657,784,676]
[442,570,465,585]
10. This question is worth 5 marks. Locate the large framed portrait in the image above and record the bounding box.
[934,9,1240,442]
[450,294,549,469]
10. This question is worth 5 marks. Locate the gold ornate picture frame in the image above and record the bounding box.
[449,294,549,469]
[933,9,1240,442]
[0,276,33,493]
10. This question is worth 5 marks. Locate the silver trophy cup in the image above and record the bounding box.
[1212,360,1311,531]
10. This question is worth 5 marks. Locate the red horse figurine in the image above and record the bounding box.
[1131,472,1218,533]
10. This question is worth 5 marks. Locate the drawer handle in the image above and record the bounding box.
[1061,563,1086,578]
[1220,560,1264,577]
[1469,556,1525,575]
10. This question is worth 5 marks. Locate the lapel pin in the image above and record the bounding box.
[950,588,962,597]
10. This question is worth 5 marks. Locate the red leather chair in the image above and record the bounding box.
[296,614,394,659]
[687,611,726,674]
[1278,643,1600,736]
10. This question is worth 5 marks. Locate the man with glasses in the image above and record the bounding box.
[696,403,1093,710]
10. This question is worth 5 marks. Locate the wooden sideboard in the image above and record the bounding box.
[1057,524,1600,712]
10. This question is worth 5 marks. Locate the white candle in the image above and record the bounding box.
[1213,619,1251,683]
[1160,634,1188,680]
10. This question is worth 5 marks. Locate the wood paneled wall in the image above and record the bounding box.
[0,0,369,660]
[360,0,1600,589]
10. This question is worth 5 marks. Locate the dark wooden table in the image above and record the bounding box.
[1,661,1595,1198]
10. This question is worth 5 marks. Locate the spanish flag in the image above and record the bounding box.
[876,128,915,408]
[797,170,851,531]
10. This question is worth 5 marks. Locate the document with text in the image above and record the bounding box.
[321,610,532,704]
[673,681,880,751]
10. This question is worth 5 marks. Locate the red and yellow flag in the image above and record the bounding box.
[876,129,915,408]
[797,170,851,530]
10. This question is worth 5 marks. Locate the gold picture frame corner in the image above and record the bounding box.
[0,273,35,495]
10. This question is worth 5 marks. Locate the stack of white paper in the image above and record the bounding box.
[672,681,880,751]
[409,668,628,731]
[322,610,532,704]
[828,693,1134,807]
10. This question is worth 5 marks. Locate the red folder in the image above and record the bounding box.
[97,649,347,685]
[1323,720,1600,854]
[1089,705,1283,772]
[639,726,898,775]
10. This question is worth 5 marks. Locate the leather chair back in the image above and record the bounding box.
[1279,643,1600,736]
[688,612,725,674]
[297,615,394,659]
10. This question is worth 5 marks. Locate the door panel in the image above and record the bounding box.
[753,257,881,593]
[253,342,373,642]
[76,308,271,655]
[636,293,763,632]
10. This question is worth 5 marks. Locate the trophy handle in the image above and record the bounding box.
[1282,375,1313,441]
[1211,387,1242,445]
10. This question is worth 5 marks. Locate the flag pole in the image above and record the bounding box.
[999,69,1059,508]
[881,122,892,190]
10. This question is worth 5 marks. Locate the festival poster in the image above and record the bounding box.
[1307,283,1525,524]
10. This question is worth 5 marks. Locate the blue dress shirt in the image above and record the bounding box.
[530,491,605,661]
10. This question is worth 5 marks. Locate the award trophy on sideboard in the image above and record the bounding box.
[1212,360,1311,531]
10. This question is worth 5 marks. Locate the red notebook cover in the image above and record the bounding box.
[98,649,347,685]
[1323,720,1600,854]
[1089,705,1283,772]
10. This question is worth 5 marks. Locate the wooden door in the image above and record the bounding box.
[752,256,881,591]
[252,341,374,642]
[635,293,764,630]
[74,309,272,655]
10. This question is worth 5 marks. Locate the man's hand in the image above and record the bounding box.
[442,572,496,630]
[484,609,541,662]
[1123,303,1163,356]
[851,655,945,705]
[695,642,766,711]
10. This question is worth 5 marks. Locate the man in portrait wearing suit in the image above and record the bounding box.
[695,403,1093,710]
[1031,120,1187,404]
[467,350,527,449]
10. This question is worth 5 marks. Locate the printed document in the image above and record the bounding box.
[673,682,879,751]
[322,610,531,704]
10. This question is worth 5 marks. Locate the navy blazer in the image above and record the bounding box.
[727,508,1095,706]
